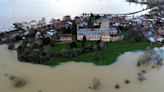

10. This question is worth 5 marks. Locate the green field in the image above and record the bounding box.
[45,28,160,66]
[45,41,159,66]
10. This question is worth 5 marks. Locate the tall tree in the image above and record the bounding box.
[82,35,87,47]
[71,20,78,40]
[95,14,100,20]
[65,26,71,34]
[88,13,94,28]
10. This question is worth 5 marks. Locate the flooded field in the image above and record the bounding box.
[0,45,164,92]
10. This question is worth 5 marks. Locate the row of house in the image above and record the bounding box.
[0,30,24,42]
[134,7,164,43]
[32,14,124,42]
[2,14,127,43]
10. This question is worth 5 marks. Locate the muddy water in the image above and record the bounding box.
[0,45,164,92]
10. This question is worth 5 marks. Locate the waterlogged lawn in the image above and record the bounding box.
[46,40,159,66]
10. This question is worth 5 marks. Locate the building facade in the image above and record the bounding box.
[77,28,119,42]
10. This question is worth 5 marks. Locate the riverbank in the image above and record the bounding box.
[46,40,159,66]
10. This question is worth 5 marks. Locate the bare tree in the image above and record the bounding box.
[90,78,101,90]
[138,48,163,66]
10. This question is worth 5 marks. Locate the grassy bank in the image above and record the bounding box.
[45,28,160,66]
[45,41,159,66]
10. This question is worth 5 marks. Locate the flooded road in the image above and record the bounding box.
[0,45,164,92]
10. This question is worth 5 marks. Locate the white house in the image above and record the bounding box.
[60,34,73,42]
[110,35,124,42]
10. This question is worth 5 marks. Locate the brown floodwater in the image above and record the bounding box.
[0,45,164,92]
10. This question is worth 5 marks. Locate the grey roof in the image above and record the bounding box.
[78,28,117,35]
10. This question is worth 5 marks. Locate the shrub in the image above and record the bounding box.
[14,36,22,42]
[94,52,102,62]
[70,41,77,49]
[8,43,15,50]
[135,36,143,42]
[8,75,26,88]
